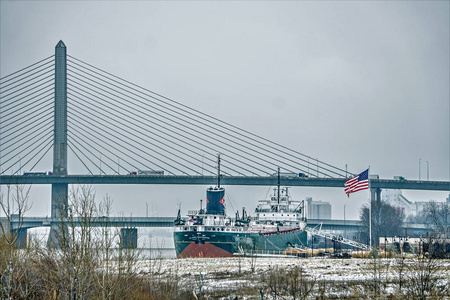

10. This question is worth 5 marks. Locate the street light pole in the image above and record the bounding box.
[146,203,148,218]
[426,161,429,181]
[419,158,421,181]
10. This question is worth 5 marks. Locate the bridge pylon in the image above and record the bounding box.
[48,40,68,247]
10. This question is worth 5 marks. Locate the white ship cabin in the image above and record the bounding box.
[254,188,305,227]
[175,210,249,233]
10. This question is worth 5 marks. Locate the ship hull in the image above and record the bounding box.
[174,229,307,258]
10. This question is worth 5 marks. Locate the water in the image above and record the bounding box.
[27,227,176,258]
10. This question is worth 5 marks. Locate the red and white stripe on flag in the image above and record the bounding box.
[344,169,369,197]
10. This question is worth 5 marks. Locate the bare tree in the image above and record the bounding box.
[0,184,31,246]
[31,185,142,299]
[261,265,316,300]
[405,248,448,299]
[0,184,32,299]
[423,201,450,238]
[360,200,404,247]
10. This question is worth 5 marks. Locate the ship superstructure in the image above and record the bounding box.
[174,181,307,258]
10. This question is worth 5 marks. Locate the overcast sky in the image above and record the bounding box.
[1,1,449,220]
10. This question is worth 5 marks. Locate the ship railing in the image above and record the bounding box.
[234,248,293,257]
[305,224,371,251]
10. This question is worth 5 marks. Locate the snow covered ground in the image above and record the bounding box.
[138,256,450,281]
[136,256,450,298]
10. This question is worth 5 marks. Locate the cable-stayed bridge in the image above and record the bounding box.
[0,41,449,243]
[1,43,354,180]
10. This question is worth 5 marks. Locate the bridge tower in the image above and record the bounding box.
[48,40,68,245]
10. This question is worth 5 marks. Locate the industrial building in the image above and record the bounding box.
[306,197,331,219]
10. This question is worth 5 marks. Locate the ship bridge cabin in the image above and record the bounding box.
[253,188,305,225]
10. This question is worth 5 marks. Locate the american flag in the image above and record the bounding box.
[344,169,369,197]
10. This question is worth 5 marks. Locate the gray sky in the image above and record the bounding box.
[1,1,449,220]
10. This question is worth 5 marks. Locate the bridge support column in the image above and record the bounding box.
[120,228,138,249]
[48,41,68,247]
[15,228,27,249]
[370,188,382,203]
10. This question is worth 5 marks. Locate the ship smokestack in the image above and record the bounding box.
[206,187,225,215]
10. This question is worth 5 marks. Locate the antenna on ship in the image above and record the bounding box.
[217,153,221,188]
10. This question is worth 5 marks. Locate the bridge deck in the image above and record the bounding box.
[4,216,432,233]
[1,175,449,191]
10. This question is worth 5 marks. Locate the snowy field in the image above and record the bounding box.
[138,256,450,281]
[136,256,450,298]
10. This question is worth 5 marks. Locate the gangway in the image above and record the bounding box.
[305,223,371,251]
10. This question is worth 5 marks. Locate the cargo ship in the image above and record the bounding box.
[173,169,308,258]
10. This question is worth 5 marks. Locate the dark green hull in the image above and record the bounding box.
[174,228,308,258]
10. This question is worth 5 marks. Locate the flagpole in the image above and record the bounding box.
[368,166,371,248]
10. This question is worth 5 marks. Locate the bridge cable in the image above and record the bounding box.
[68,117,160,175]
[69,91,219,175]
[67,73,275,176]
[68,106,190,175]
[0,109,53,147]
[0,104,53,136]
[0,86,53,117]
[67,139,109,175]
[0,77,54,106]
[68,92,219,175]
[0,66,54,96]
[28,141,53,172]
[68,80,271,177]
[70,60,306,172]
[68,56,352,177]
[68,90,233,176]
[1,134,53,175]
[0,74,54,106]
[67,64,325,177]
[67,65,282,175]
[68,83,262,176]
[0,93,53,126]
[2,120,53,157]
[0,82,54,112]
[0,97,53,130]
[67,59,324,175]
[0,90,53,130]
[0,121,53,160]
[69,99,204,175]
[67,143,94,175]
[0,55,54,83]
[68,84,220,173]
[67,125,140,175]
[67,127,118,175]
[67,110,164,175]
[0,123,52,166]
[12,138,53,175]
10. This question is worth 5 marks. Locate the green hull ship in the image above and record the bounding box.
[174,186,308,258]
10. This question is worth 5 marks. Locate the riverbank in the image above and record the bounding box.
[136,256,450,299]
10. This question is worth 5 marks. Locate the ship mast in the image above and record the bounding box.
[217,154,221,188]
